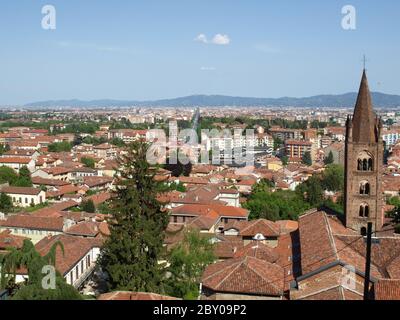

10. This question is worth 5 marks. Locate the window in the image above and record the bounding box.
[25,198,28,204]
[70,272,73,284]
[361,227,367,236]
[81,261,84,274]
[359,181,370,195]
[359,203,369,218]
[173,216,178,223]
[75,266,79,279]
[357,151,373,171]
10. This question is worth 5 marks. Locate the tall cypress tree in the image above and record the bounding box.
[99,141,168,293]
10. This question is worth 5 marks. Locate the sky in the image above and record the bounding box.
[0,0,400,105]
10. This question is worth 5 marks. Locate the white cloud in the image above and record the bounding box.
[194,34,208,44]
[200,66,216,71]
[211,34,230,45]
[194,33,231,45]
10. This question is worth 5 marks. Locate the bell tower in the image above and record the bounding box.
[344,69,384,234]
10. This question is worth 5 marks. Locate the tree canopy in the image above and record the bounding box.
[244,181,310,221]
[0,239,82,300]
[48,141,72,152]
[81,157,96,169]
[81,199,96,213]
[0,193,13,213]
[324,151,334,165]
[99,141,169,293]
[302,151,312,166]
[165,229,215,300]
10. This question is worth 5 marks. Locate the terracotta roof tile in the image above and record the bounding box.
[202,256,285,296]
[375,279,400,300]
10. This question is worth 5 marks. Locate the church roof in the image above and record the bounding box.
[352,69,379,143]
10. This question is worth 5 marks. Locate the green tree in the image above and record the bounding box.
[244,189,309,221]
[99,141,168,293]
[0,193,13,213]
[13,166,33,187]
[251,179,274,194]
[321,164,344,192]
[324,151,334,165]
[0,239,82,300]
[165,229,215,300]
[81,157,95,169]
[302,151,312,166]
[110,138,126,147]
[81,199,96,213]
[388,197,400,224]
[0,144,10,155]
[273,137,283,151]
[48,141,72,152]
[296,175,324,207]
[281,155,288,166]
[0,166,18,185]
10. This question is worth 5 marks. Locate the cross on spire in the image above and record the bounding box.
[362,54,368,70]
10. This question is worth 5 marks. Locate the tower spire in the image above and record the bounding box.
[351,69,377,143]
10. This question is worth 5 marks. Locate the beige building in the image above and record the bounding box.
[1,186,46,207]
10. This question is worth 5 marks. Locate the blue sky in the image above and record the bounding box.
[0,0,399,105]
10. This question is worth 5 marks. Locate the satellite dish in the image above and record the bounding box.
[253,233,266,241]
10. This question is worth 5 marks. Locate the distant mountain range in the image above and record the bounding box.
[25,92,400,108]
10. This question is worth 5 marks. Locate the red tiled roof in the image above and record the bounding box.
[0,157,32,164]
[0,230,30,250]
[239,219,280,238]
[33,235,102,275]
[83,176,113,188]
[0,214,64,231]
[65,221,99,237]
[233,242,279,263]
[171,204,249,219]
[32,177,70,187]
[98,291,180,300]
[375,279,400,300]
[85,192,112,205]
[1,186,42,196]
[202,256,285,297]
[42,167,71,175]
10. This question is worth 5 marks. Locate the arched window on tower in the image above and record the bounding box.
[359,203,369,218]
[359,181,370,195]
[357,151,374,172]
[368,158,373,171]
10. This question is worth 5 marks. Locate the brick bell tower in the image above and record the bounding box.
[344,69,384,234]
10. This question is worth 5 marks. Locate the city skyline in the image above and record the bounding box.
[1,0,400,105]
